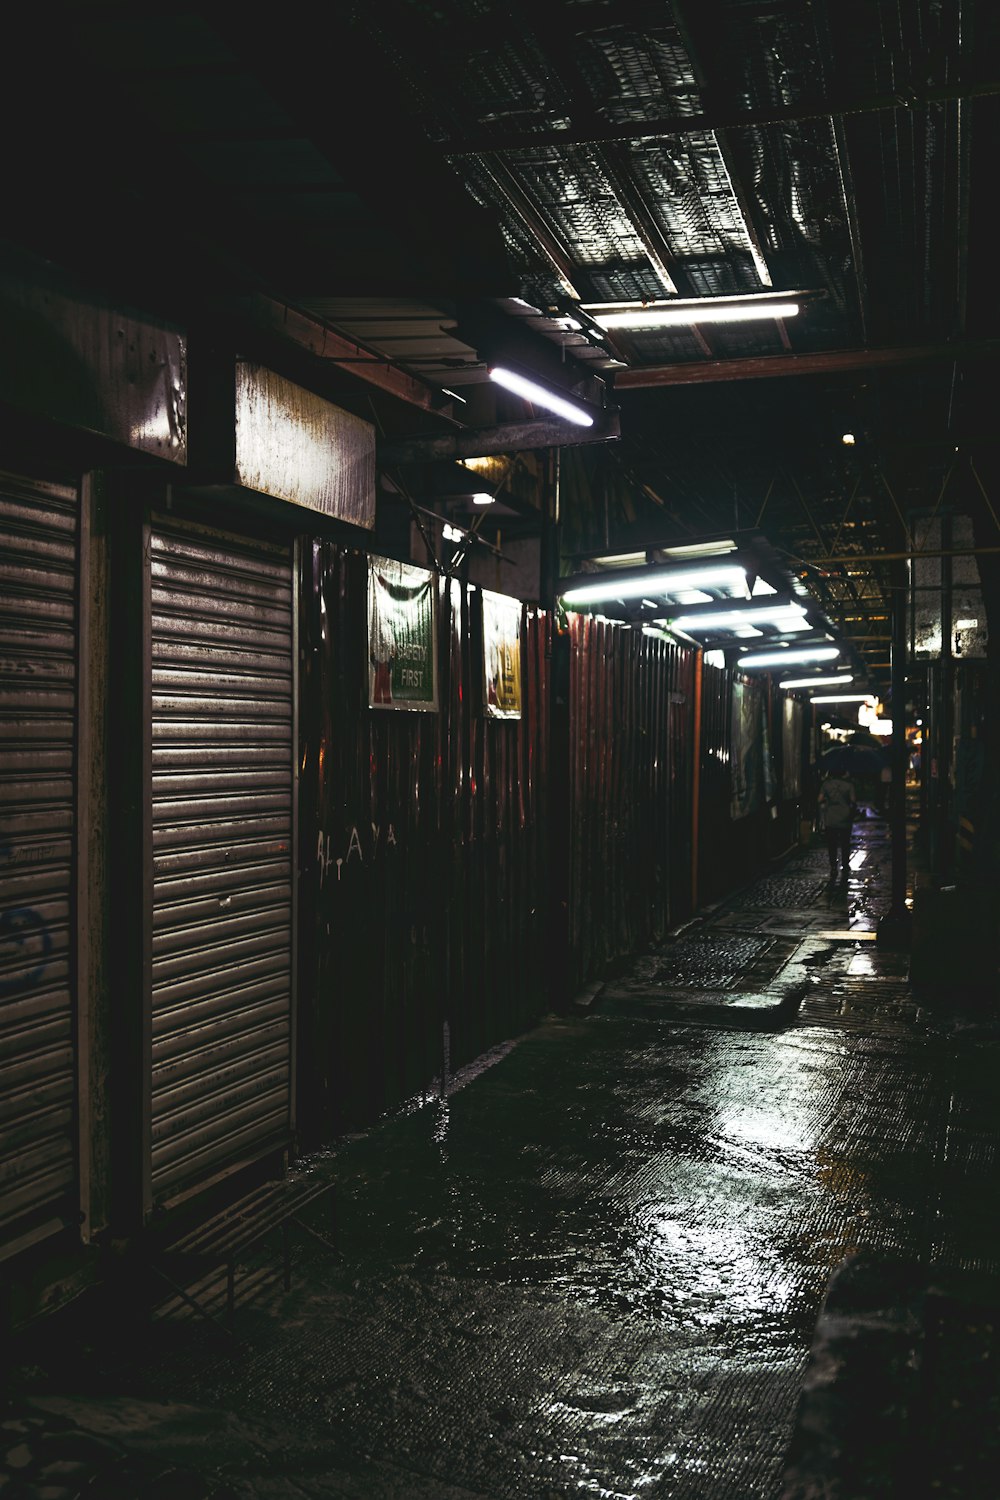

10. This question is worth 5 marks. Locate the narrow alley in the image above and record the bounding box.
[5,806,999,1499]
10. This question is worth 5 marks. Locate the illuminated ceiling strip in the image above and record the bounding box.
[779,673,854,689]
[561,563,747,606]
[670,604,807,632]
[587,297,800,330]
[809,693,877,704]
[489,366,594,427]
[738,645,840,668]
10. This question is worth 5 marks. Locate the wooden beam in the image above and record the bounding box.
[242,295,454,414]
[378,411,621,466]
[613,341,1000,389]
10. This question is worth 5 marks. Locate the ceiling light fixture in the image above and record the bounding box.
[737,645,840,668]
[561,563,747,607]
[472,492,494,505]
[670,603,809,633]
[808,693,877,704]
[660,539,738,558]
[488,366,594,427]
[586,296,800,331]
[779,673,854,689]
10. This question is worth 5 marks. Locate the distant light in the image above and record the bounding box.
[561,564,747,607]
[441,387,468,404]
[489,366,594,427]
[442,522,464,543]
[473,492,494,505]
[779,673,854,689]
[704,650,727,668]
[738,645,840,668]
[842,432,856,445]
[955,618,979,629]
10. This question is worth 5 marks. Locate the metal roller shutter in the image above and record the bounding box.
[0,471,80,1259]
[147,518,295,1210]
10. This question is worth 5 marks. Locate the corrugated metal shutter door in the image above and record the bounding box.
[0,471,79,1259]
[148,519,294,1210]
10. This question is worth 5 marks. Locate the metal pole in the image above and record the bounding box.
[878,560,912,946]
[691,650,703,913]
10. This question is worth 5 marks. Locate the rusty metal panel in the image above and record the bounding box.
[0,269,186,463]
[296,545,550,1139]
[147,518,294,1208]
[234,361,375,527]
[0,469,80,1259]
[565,615,694,994]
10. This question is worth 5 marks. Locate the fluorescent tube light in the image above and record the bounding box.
[489,366,594,427]
[738,645,840,668]
[591,551,647,568]
[561,563,747,607]
[592,301,799,330]
[809,694,877,704]
[779,673,854,689]
[671,603,808,632]
[660,539,737,558]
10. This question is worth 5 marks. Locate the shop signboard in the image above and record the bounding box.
[482,589,522,720]
[367,555,438,711]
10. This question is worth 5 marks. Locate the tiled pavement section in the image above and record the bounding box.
[4,810,1000,1499]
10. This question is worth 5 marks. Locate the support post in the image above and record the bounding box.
[878,560,912,947]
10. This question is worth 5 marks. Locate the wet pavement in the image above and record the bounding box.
[4,807,1000,1498]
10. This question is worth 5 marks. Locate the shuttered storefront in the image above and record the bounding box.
[0,471,80,1259]
[146,517,295,1212]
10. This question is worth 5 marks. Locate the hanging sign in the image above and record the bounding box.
[367,555,438,711]
[482,589,523,720]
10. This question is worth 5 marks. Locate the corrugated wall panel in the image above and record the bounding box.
[566,616,694,995]
[296,545,550,1140]
[147,520,294,1208]
[0,470,80,1258]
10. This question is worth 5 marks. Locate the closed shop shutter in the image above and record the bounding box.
[0,471,80,1259]
[147,517,295,1211]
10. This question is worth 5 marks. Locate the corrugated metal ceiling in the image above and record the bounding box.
[3,1,999,693]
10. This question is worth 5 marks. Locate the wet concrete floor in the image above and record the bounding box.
[5,810,1000,1498]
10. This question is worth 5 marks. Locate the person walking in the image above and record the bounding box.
[818,769,856,885]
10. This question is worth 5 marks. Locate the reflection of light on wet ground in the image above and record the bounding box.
[849,850,867,869]
[719,1108,816,1156]
[627,1201,800,1322]
[536,1436,663,1498]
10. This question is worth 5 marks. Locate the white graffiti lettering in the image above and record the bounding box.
[317,822,398,887]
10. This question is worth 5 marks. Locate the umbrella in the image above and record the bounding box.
[819,742,889,776]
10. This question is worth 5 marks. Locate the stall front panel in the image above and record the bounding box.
[0,470,80,1259]
[145,516,296,1212]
